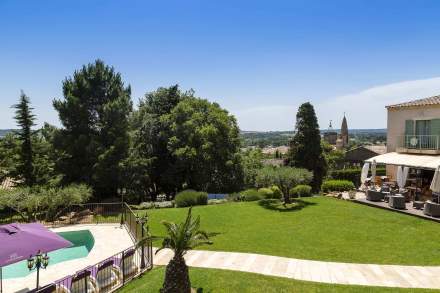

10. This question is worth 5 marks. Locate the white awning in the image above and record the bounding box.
[365,152,440,170]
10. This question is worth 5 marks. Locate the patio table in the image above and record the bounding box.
[388,195,406,209]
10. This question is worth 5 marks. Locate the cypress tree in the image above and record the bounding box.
[12,91,36,186]
[286,102,327,192]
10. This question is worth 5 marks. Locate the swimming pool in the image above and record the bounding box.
[2,229,94,279]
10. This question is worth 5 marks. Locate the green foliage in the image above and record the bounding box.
[241,149,263,188]
[290,184,312,197]
[257,187,274,199]
[165,97,243,193]
[286,102,327,192]
[129,85,189,199]
[255,166,313,203]
[0,184,91,221]
[270,185,283,199]
[240,189,264,201]
[321,180,355,193]
[12,91,36,186]
[131,86,243,198]
[148,208,212,292]
[175,190,208,207]
[52,60,132,198]
[330,168,386,187]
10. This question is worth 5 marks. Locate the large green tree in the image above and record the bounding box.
[127,85,189,200]
[165,97,243,192]
[53,60,132,198]
[286,102,327,191]
[12,91,36,186]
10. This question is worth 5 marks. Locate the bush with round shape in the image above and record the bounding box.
[290,185,312,197]
[240,189,263,201]
[175,190,208,207]
[258,188,274,199]
[321,180,355,193]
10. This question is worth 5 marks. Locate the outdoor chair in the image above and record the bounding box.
[119,249,139,281]
[423,201,440,217]
[95,259,121,292]
[366,189,384,202]
[388,195,406,209]
[70,270,97,293]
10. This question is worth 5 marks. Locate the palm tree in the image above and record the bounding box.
[139,207,212,293]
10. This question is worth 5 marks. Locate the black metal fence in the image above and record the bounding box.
[34,243,153,293]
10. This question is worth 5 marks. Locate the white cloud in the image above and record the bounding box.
[316,77,440,130]
[234,77,440,131]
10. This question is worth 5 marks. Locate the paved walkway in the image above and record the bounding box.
[154,248,440,289]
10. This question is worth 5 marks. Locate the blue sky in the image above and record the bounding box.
[2,0,440,130]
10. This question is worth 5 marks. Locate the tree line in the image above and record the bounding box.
[0,60,327,203]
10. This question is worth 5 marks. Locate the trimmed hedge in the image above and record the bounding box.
[329,168,386,187]
[240,189,264,201]
[258,187,274,199]
[321,180,355,193]
[290,185,312,197]
[175,190,208,207]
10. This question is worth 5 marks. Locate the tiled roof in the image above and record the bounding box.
[387,95,440,109]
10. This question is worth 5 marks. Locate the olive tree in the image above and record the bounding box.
[255,166,313,203]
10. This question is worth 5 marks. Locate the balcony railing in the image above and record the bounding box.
[397,135,440,151]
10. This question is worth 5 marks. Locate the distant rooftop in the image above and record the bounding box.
[387,95,440,109]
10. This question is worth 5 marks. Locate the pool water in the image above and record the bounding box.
[2,229,94,279]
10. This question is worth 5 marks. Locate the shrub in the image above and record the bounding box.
[321,180,355,193]
[270,186,283,199]
[175,190,208,207]
[240,189,263,201]
[258,188,274,199]
[290,184,312,197]
[330,168,386,187]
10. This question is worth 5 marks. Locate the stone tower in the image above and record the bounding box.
[341,113,348,146]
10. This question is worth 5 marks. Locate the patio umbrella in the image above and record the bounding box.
[371,160,377,187]
[0,222,72,292]
[396,166,403,189]
[361,162,370,186]
[430,165,440,203]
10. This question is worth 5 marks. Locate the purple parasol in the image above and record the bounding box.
[0,222,72,267]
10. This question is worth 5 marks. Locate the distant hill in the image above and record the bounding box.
[0,129,16,137]
[240,129,387,147]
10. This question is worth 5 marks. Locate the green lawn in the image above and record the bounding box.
[118,266,436,293]
[144,197,440,265]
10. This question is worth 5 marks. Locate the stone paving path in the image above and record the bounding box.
[154,248,440,289]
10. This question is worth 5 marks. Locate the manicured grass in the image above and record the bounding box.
[144,197,440,265]
[118,266,436,293]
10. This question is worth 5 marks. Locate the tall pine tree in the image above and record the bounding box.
[286,102,327,192]
[53,60,132,198]
[12,91,36,186]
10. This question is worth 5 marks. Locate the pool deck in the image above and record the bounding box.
[3,223,134,293]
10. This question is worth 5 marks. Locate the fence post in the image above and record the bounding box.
[122,250,125,285]
[140,221,145,269]
[120,203,124,226]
